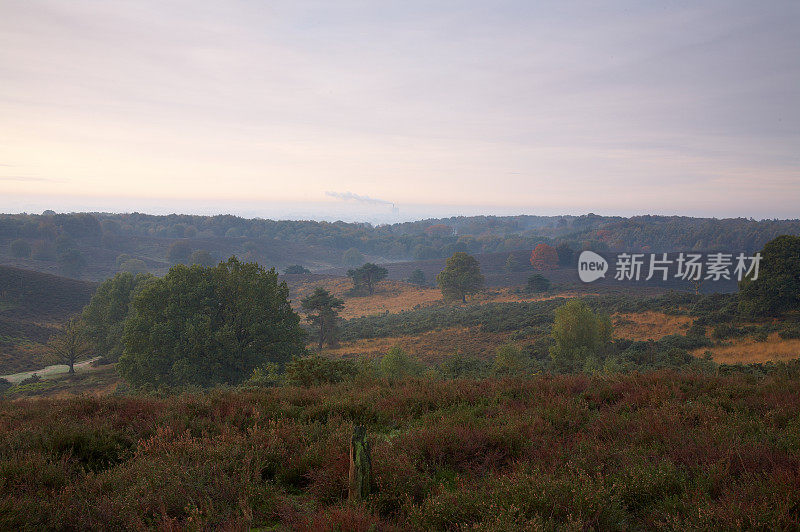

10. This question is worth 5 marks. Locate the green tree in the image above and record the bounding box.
[739,235,800,317]
[284,264,310,274]
[504,253,523,272]
[190,249,215,267]
[119,257,304,387]
[301,287,345,350]
[9,239,31,258]
[48,318,91,374]
[31,240,56,261]
[81,272,154,362]
[342,247,364,267]
[119,259,148,275]
[167,240,193,264]
[59,249,86,278]
[555,243,575,266]
[436,252,485,303]
[408,269,426,286]
[492,343,529,375]
[526,274,551,293]
[378,346,422,380]
[347,263,388,295]
[550,299,612,372]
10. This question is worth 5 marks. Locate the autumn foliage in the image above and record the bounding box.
[529,243,559,270]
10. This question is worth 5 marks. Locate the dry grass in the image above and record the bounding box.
[289,277,443,319]
[693,333,800,364]
[289,276,598,320]
[321,326,520,364]
[612,311,693,341]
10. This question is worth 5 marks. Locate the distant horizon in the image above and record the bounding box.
[1,195,796,225]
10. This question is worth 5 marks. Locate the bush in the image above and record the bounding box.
[492,343,529,375]
[778,323,800,340]
[526,274,551,293]
[0,378,11,394]
[19,373,41,385]
[284,356,358,386]
[378,346,423,380]
[284,264,310,274]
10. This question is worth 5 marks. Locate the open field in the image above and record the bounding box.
[693,334,800,364]
[0,363,121,399]
[323,327,517,364]
[612,311,694,341]
[2,371,798,530]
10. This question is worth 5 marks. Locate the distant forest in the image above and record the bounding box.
[1,211,799,280]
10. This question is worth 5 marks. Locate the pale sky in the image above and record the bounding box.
[1,1,798,221]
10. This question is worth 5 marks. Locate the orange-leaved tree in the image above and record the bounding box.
[530,243,559,270]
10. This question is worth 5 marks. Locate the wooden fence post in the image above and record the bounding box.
[348,425,372,502]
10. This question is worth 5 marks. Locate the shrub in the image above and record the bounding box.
[19,373,41,385]
[492,343,529,375]
[284,264,310,274]
[778,323,800,340]
[378,346,423,380]
[526,274,551,293]
[284,356,358,386]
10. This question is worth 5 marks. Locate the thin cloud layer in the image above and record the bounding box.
[0,1,797,218]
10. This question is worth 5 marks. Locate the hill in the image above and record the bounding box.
[2,212,799,282]
[0,266,96,374]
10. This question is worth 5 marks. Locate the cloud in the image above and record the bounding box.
[326,191,393,206]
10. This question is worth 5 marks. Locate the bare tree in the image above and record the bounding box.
[48,318,91,374]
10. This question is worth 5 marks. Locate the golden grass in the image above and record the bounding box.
[289,277,600,320]
[692,333,800,364]
[321,326,520,364]
[289,278,443,319]
[612,311,693,341]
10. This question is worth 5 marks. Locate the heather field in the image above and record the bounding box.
[2,370,799,530]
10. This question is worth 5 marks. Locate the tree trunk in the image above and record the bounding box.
[348,425,372,503]
[68,358,75,374]
[318,321,325,350]
[462,293,466,303]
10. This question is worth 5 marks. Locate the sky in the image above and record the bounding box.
[0,0,798,222]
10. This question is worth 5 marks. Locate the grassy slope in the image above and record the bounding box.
[1,372,798,529]
[0,265,96,374]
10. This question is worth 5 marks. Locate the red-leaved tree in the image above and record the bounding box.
[530,243,559,270]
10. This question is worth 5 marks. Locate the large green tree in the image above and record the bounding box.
[81,272,153,361]
[347,263,388,295]
[301,287,345,349]
[436,252,485,303]
[739,235,800,317]
[118,257,305,387]
[550,299,612,372]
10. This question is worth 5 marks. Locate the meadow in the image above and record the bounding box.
[1,370,799,530]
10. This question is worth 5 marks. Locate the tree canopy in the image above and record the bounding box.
[436,252,485,303]
[118,257,304,387]
[347,263,388,294]
[550,299,612,372]
[81,272,154,361]
[530,243,559,270]
[301,287,345,349]
[739,235,800,317]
